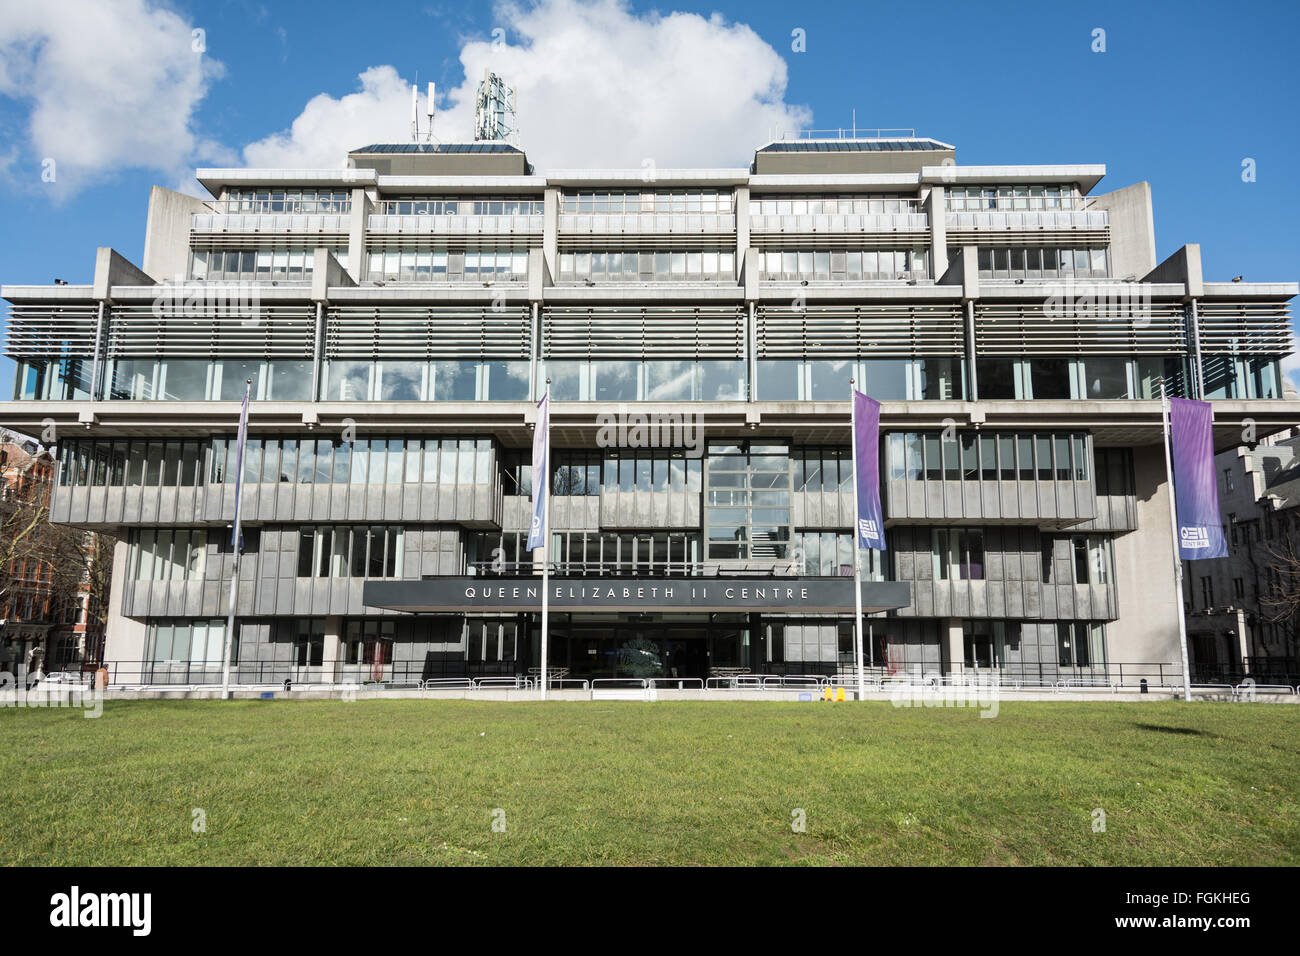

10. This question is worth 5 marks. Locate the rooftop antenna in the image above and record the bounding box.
[425,82,436,143]
[474,70,520,144]
[410,82,419,143]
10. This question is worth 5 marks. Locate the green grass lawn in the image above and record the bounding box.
[1,699,1297,865]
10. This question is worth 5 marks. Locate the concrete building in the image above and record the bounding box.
[1,131,1295,687]
[1184,429,1300,682]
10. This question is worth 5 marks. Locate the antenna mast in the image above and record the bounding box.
[474,70,520,143]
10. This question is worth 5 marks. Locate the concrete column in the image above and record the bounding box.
[346,188,370,283]
[543,186,560,284]
[943,617,964,676]
[322,615,342,683]
[734,185,750,277]
[103,538,147,673]
[925,185,947,279]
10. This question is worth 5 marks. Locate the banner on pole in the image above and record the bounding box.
[526,392,549,551]
[230,388,250,550]
[1170,397,1228,560]
[852,389,887,551]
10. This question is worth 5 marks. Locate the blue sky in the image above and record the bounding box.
[1,0,1297,396]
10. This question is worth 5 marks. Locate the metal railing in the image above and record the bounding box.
[204,199,352,215]
[375,200,543,216]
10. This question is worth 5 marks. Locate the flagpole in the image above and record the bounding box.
[1159,379,1193,702]
[849,379,865,701]
[539,379,551,701]
[220,378,252,701]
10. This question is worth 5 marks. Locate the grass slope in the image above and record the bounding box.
[1,700,1297,866]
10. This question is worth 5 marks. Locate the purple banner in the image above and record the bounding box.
[853,390,886,551]
[1170,397,1228,560]
[526,392,549,551]
[230,388,250,550]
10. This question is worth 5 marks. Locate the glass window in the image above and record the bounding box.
[432,361,478,401]
[327,361,372,401]
[161,360,208,401]
[378,361,425,401]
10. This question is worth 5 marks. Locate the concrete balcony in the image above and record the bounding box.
[944,209,1108,231]
[749,212,928,234]
[191,212,351,234]
[558,213,736,236]
[367,214,543,236]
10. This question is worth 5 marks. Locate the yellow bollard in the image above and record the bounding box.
[823,686,833,702]
[836,687,845,702]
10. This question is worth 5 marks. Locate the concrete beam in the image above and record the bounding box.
[310,248,353,302]
[938,245,979,300]
[1143,243,1203,299]
[93,248,153,301]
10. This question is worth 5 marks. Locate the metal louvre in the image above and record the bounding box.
[365,235,538,251]
[3,304,98,358]
[188,234,347,250]
[556,235,735,252]
[105,304,315,358]
[749,233,928,250]
[1197,301,1294,355]
[756,304,963,358]
[543,305,744,358]
[326,305,531,359]
[974,301,1188,355]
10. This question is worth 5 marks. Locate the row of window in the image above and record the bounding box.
[223,190,351,214]
[561,191,734,214]
[56,437,495,489]
[758,248,928,281]
[750,196,920,217]
[376,197,544,216]
[557,250,735,282]
[973,246,1108,279]
[17,352,1262,406]
[976,356,1277,401]
[365,249,528,283]
[886,431,1091,483]
[929,531,1111,585]
[541,359,745,402]
[209,437,493,487]
[323,359,530,402]
[108,359,313,403]
[131,530,208,581]
[946,185,1080,212]
[296,526,404,579]
[757,357,962,402]
[189,249,349,282]
[959,620,1106,669]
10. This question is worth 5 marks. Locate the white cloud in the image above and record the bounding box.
[242,0,810,170]
[242,65,413,168]
[0,0,227,197]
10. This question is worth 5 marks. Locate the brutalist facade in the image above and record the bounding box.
[2,134,1295,686]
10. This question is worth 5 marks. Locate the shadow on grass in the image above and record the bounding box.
[1133,723,1210,737]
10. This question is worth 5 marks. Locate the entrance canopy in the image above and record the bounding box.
[363,577,911,615]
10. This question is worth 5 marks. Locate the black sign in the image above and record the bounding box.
[363,577,911,614]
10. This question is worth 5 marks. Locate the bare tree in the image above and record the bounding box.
[1259,532,1300,647]
[0,436,115,668]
